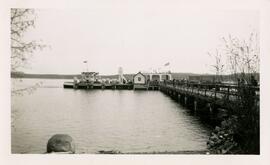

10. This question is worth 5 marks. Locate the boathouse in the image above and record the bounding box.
[133,72,147,90]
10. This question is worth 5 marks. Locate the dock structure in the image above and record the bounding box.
[63,81,161,90]
[64,82,133,90]
[159,81,259,121]
[64,71,174,90]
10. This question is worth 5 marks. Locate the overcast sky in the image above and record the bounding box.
[21,5,259,75]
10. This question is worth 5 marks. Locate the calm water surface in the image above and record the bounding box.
[11,79,211,154]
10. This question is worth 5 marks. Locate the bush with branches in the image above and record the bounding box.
[207,32,260,154]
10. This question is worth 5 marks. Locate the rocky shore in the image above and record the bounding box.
[207,116,241,154]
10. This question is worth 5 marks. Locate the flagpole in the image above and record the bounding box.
[83,61,88,72]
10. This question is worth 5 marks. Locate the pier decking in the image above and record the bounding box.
[159,81,260,116]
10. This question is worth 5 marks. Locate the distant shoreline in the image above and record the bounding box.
[10,72,199,80]
[11,73,81,79]
[11,72,259,82]
[11,72,124,80]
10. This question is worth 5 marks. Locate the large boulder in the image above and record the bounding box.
[47,134,75,153]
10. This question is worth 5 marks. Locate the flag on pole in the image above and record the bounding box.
[164,62,170,66]
[83,60,88,63]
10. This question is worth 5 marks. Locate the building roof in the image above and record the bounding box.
[133,72,146,78]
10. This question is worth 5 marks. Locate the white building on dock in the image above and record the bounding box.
[133,72,147,90]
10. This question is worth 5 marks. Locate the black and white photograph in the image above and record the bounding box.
[1,0,270,164]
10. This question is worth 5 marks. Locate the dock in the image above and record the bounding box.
[64,82,134,90]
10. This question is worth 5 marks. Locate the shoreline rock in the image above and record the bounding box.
[47,134,75,153]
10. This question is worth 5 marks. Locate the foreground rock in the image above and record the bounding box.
[47,134,75,153]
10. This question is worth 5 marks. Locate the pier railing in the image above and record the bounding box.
[160,81,259,103]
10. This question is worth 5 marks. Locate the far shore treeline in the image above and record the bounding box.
[11,72,197,80]
[11,71,259,83]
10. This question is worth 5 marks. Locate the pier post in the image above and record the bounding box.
[194,100,197,112]
[208,103,213,113]
[184,96,187,105]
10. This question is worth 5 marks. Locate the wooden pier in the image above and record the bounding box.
[159,81,259,122]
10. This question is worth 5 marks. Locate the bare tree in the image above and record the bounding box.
[208,32,259,84]
[11,9,46,95]
[221,32,259,82]
[207,32,260,154]
[208,49,225,82]
[11,8,46,71]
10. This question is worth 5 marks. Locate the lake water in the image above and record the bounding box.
[11,79,211,154]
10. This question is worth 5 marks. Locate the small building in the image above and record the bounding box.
[133,72,147,90]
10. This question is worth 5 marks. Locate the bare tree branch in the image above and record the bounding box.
[11,8,47,95]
